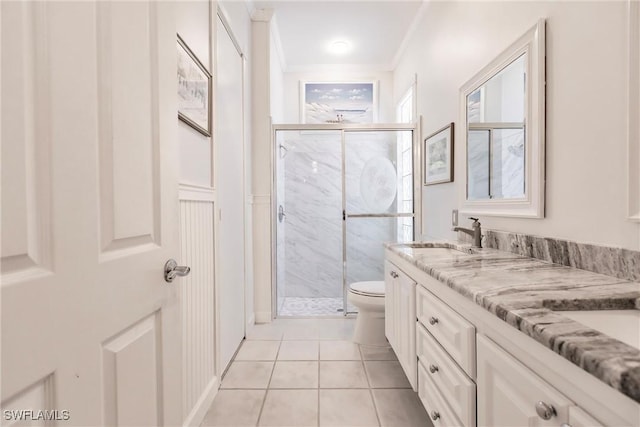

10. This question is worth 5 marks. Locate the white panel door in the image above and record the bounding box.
[215,15,246,372]
[1,2,182,426]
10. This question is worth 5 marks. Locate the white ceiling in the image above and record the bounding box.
[252,1,425,71]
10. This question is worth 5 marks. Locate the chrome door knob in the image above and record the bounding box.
[430,411,440,421]
[535,401,556,420]
[429,316,439,325]
[164,259,191,283]
[429,364,439,374]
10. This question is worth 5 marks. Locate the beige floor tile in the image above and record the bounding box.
[270,361,319,389]
[319,389,379,427]
[319,361,369,388]
[372,389,432,427]
[319,340,361,360]
[364,361,411,388]
[258,389,318,427]
[282,325,321,340]
[278,340,319,360]
[360,345,398,361]
[246,323,285,340]
[221,361,274,389]
[318,319,356,340]
[235,340,281,361]
[201,389,265,426]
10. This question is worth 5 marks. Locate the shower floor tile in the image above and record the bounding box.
[279,297,357,316]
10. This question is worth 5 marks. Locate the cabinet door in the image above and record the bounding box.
[477,335,573,427]
[397,271,417,389]
[384,261,396,348]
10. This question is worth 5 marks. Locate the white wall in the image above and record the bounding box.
[281,69,395,123]
[270,17,285,123]
[394,1,640,250]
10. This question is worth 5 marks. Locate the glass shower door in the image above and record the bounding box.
[343,129,415,313]
[275,130,344,316]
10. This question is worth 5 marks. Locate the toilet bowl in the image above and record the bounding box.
[347,281,387,346]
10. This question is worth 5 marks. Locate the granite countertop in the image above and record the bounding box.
[384,241,640,403]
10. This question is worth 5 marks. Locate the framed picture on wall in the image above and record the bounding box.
[424,123,454,185]
[300,81,378,124]
[177,34,212,136]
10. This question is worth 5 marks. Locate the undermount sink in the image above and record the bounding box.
[399,242,477,255]
[555,310,640,350]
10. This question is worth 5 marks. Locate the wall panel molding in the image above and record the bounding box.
[179,184,216,202]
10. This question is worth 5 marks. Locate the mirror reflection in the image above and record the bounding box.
[467,54,526,200]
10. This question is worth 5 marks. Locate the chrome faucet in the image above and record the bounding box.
[453,217,483,248]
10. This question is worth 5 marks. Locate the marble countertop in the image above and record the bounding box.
[385,241,640,403]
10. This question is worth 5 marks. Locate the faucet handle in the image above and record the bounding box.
[469,217,480,223]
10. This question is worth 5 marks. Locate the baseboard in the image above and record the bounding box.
[255,311,272,323]
[182,376,219,427]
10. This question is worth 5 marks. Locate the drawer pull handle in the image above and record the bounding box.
[535,401,556,420]
[430,411,440,421]
[429,364,439,374]
[429,316,439,325]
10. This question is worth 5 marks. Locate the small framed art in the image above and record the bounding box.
[177,34,212,136]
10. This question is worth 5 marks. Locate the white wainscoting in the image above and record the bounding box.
[252,194,272,323]
[179,196,217,426]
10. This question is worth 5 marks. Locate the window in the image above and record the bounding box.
[396,86,415,242]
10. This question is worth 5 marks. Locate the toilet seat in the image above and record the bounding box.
[348,281,385,297]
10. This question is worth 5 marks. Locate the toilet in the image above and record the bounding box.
[347,281,387,346]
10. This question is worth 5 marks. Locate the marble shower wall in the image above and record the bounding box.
[276,131,400,299]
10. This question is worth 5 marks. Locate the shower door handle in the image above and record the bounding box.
[278,205,286,223]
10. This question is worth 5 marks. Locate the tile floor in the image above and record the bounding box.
[201,318,432,427]
[278,297,358,317]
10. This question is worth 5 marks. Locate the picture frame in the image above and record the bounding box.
[300,81,378,124]
[424,123,454,185]
[177,34,212,137]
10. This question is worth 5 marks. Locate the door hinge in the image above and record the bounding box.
[342,210,346,221]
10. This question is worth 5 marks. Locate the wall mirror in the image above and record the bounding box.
[460,20,546,218]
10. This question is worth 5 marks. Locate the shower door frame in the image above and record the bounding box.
[271,123,421,317]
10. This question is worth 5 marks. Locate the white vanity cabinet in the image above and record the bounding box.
[384,260,417,390]
[385,249,634,427]
[477,334,577,427]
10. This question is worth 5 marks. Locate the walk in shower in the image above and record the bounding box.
[273,125,418,317]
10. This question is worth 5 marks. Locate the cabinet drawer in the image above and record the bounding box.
[416,285,476,377]
[417,323,475,427]
[418,361,464,427]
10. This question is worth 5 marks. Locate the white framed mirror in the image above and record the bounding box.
[459,19,546,218]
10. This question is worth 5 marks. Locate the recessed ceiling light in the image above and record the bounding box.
[329,40,351,54]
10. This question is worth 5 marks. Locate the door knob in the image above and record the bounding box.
[164,259,190,283]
